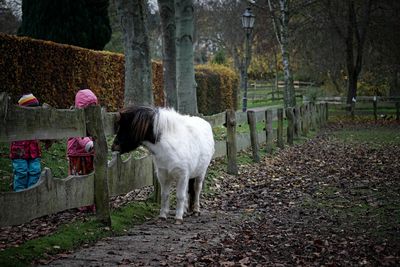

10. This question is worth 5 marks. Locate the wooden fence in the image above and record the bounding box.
[318,96,400,120]
[0,91,328,227]
[247,80,314,103]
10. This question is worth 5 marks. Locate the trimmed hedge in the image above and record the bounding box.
[0,34,163,111]
[0,34,237,114]
[196,64,239,115]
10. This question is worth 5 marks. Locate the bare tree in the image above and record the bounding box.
[325,0,373,105]
[267,0,296,108]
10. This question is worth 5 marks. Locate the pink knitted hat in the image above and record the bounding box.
[75,89,98,108]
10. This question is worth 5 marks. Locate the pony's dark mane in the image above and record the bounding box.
[120,106,158,145]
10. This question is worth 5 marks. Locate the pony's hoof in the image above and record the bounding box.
[175,219,183,225]
[157,216,167,223]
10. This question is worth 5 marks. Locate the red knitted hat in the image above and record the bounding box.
[18,93,39,107]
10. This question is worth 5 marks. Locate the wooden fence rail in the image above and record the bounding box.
[317,96,400,120]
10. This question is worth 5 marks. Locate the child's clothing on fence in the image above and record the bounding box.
[67,89,98,212]
[10,93,41,192]
[67,137,94,175]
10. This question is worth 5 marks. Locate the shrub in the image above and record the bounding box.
[195,64,239,115]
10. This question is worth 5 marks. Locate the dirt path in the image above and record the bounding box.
[42,211,240,266]
[39,121,400,266]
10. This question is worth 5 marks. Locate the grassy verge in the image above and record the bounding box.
[0,201,158,267]
[333,127,400,146]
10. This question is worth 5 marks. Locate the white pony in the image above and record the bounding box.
[112,106,215,224]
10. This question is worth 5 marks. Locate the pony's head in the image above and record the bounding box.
[112,106,158,154]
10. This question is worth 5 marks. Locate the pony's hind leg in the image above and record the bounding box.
[193,174,205,216]
[188,178,195,212]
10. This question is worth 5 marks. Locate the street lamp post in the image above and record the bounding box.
[241,7,255,112]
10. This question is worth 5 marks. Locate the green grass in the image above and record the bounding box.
[332,127,400,146]
[246,96,303,109]
[0,201,158,267]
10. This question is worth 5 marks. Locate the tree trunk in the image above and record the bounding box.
[116,0,153,107]
[268,0,296,108]
[279,0,296,108]
[175,0,197,115]
[344,0,372,105]
[157,0,177,109]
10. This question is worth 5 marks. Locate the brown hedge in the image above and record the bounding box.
[195,64,239,115]
[0,34,164,111]
[0,34,237,114]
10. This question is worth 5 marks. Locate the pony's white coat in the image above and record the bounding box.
[144,108,214,222]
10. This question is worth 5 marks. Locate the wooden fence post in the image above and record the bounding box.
[320,103,324,126]
[302,104,309,136]
[286,107,294,145]
[325,102,329,123]
[277,108,284,148]
[85,105,111,226]
[247,110,260,162]
[265,109,273,153]
[294,106,300,137]
[373,97,377,122]
[322,103,327,126]
[226,109,238,175]
[299,105,304,135]
[310,102,316,131]
[319,103,324,126]
[350,101,355,119]
[318,103,322,127]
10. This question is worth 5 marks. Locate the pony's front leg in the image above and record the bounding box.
[158,170,171,220]
[175,175,189,224]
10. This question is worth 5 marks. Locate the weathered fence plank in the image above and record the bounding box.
[294,106,300,137]
[247,111,260,162]
[0,105,86,142]
[265,109,273,153]
[108,153,153,197]
[226,109,238,175]
[85,106,111,226]
[277,108,284,148]
[0,169,94,227]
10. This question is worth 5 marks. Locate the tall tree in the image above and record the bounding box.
[18,0,111,50]
[116,0,153,106]
[157,0,178,109]
[175,0,197,114]
[267,0,296,108]
[325,0,373,105]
